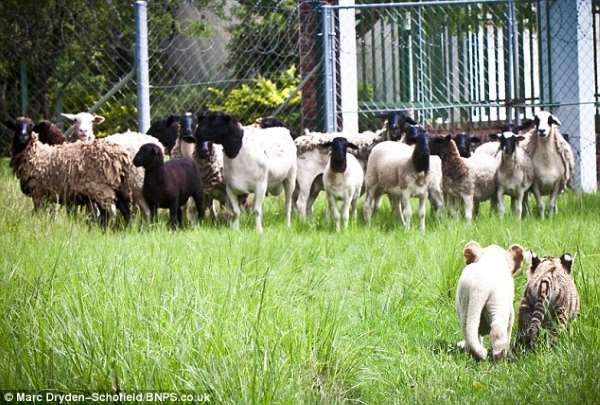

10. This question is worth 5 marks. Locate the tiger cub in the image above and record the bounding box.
[517,252,579,348]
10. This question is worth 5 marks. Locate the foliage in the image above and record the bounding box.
[207,65,301,131]
[0,158,599,402]
[226,0,298,78]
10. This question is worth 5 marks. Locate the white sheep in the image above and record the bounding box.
[363,127,443,231]
[523,111,575,218]
[61,112,105,142]
[321,137,364,231]
[456,241,524,360]
[294,128,386,219]
[194,112,296,233]
[431,136,498,222]
[103,130,165,217]
[491,131,534,219]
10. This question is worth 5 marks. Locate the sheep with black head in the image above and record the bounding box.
[194,111,297,233]
[490,129,534,219]
[453,133,481,158]
[133,143,203,227]
[321,137,364,232]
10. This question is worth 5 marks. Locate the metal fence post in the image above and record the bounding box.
[322,5,337,132]
[135,1,151,133]
[506,0,516,125]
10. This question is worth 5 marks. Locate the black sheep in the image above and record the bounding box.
[146,114,181,154]
[133,143,204,227]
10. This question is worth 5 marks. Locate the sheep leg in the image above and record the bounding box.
[532,183,545,219]
[391,194,403,220]
[429,189,444,220]
[514,189,525,220]
[306,175,323,217]
[328,193,341,232]
[283,175,295,228]
[363,187,377,223]
[496,186,505,218]
[115,191,131,226]
[549,181,561,216]
[226,185,242,230]
[418,193,427,232]
[341,193,352,231]
[253,181,267,234]
[401,193,411,228]
[168,200,180,228]
[462,194,474,223]
[192,190,205,224]
[350,191,358,220]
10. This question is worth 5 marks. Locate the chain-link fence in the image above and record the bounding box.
[321,0,598,188]
[0,0,598,186]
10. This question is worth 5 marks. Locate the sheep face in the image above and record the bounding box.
[197,141,212,159]
[180,112,197,143]
[147,114,181,153]
[196,111,242,143]
[321,137,358,173]
[453,133,480,158]
[493,131,525,155]
[385,110,417,141]
[430,134,453,158]
[61,112,105,141]
[133,143,164,169]
[5,117,34,146]
[533,111,561,139]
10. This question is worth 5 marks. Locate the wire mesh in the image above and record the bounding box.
[0,1,138,148]
[147,0,307,136]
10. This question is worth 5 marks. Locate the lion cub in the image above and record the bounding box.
[455,241,525,360]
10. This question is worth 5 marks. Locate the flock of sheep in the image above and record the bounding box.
[5,109,574,232]
[3,109,581,360]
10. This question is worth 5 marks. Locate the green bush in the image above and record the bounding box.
[207,65,301,133]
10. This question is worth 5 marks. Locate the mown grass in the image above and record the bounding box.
[0,157,599,403]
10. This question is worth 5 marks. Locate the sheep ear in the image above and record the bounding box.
[562,133,570,143]
[560,253,574,273]
[3,120,16,130]
[61,113,76,121]
[320,142,332,148]
[516,135,526,142]
[347,142,359,150]
[550,114,561,127]
[470,136,481,143]
[508,244,525,275]
[489,133,499,140]
[93,114,105,125]
[463,241,482,265]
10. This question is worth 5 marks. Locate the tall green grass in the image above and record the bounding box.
[1,158,599,403]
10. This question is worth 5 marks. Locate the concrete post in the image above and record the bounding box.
[135,1,151,133]
[338,0,359,133]
[540,0,597,191]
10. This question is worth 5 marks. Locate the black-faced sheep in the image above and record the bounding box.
[7,117,132,224]
[146,114,181,154]
[194,111,296,233]
[363,126,443,231]
[453,133,481,158]
[321,137,364,231]
[490,130,534,219]
[133,143,203,227]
